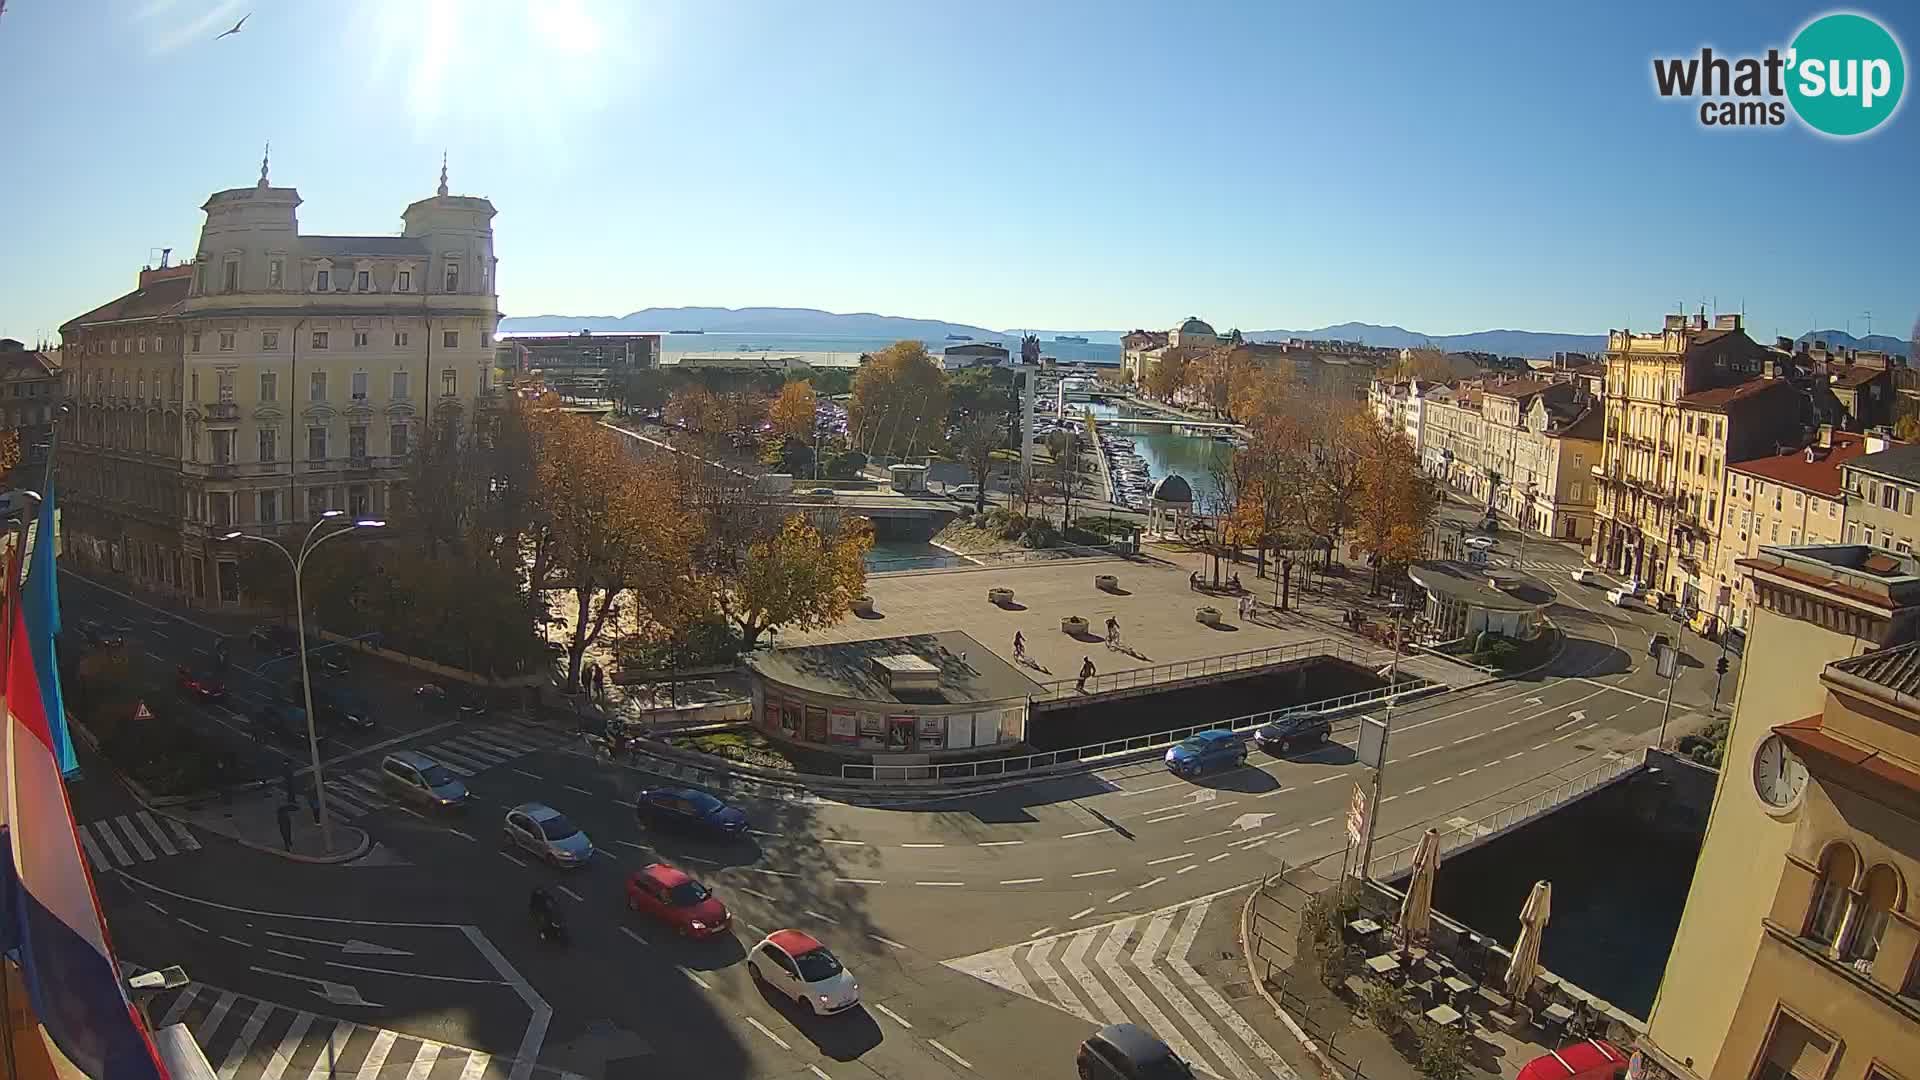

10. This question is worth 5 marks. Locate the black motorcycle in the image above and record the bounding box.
[529,889,566,944]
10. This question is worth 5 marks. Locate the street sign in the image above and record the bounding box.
[1346,783,1369,846]
[1356,715,1389,769]
[133,701,153,721]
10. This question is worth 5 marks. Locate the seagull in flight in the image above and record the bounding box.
[215,12,250,39]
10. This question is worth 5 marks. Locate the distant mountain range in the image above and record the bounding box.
[497,307,1912,360]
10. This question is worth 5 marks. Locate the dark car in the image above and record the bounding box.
[1648,633,1672,660]
[634,787,749,839]
[1164,730,1245,778]
[294,681,374,732]
[415,682,487,717]
[1252,710,1332,755]
[250,623,299,657]
[251,702,320,746]
[175,665,228,702]
[1076,1023,1194,1080]
[74,620,125,649]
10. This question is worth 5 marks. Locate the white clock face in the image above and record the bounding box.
[1753,734,1808,810]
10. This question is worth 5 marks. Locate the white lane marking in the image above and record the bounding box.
[1138,876,1166,889]
[192,991,235,1047]
[143,900,169,916]
[1182,829,1234,844]
[178,918,210,934]
[804,910,841,925]
[1409,746,1443,759]
[835,877,885,885]
[1140,908,1251,1079]
[822,838,866,846]
[900,843,946,848]
[1460,767,1479,776]
[1207,852,1233,862]
[743,1016,789,1050]
[1490,722,1520,733]
[1029,926,1056,938]
[456,1050,492,1080]
[512,769,543,780]
[404,1044,441,1080]
[93,821,132,866]
[1381,795,1400,803]
[749,829,782,838]
[678,966,711,989]
[1148,853,1193,865]
[1309,816,1335,827]
[869,934,908,950]
[499,852,527,868]
[1554,716,1583,730]
[1170,901,1292,1073]
[1102,915,1205,1067]
[1177,864,1201,874]
[79,827,109,871]
[563,785,596,796]
[155,985,200,1029]
[615,840,651,851]
[928,1040,974,1069]
[447,828,477,843]
[744,868,799,878]
[1255,786,1291,798]
[266,948,303,961]
[1072,868,1117,878]
[1120,781,1182,797]
[682,855,720,866]
[256,1011,312,1080]
[167,818,201,851]
[1061,922,1126,1021]
[1532,742,1552,751]
[1070,906,1097,920]
[1404,785,1427,795]
[1506,752,1526,761]
[1432,776,1453,785]
[1313,774,1348,784]
[556,885,585,903]
[1108,890,1134,903]
[1452,733,1483,745]
[220,935,250,948]
[874,1003,914,1029]
[1147,813,1185,823]
[738,887,777,902]
[1555,731,1581,742]
[808,1067,830,1080]
[1000,877,1045,885]
[618,927,649,947]
[977,840,1023,847]
[915,881,964,887]
[1060,828,1107,839]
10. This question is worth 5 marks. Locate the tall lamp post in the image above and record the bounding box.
[220,510,384,853]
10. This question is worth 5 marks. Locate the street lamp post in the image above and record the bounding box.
[220,511,384,853]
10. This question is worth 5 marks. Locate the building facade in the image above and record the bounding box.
[1841,443,1920,556]
[0,339,63,485]
[1592,313,1776,599]
[1643,544,1920,1080]
[58,159,499,608]
[1664,377,1802,611]
[1718,431,1875,632]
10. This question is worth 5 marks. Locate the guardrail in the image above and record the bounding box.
[1365,747,1647,879]
[1031,636,1380,702]
[839,668,1434,782]
[865,540,1135,574]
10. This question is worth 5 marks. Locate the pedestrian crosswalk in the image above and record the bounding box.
[78,811,202,871]
[133,976,589,1080]
[323,724,559,820]
[946,898,1297,1080]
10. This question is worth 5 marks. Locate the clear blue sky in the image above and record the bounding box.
[1,0,1914,343]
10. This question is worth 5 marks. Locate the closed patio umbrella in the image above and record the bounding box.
[1397,828,1442,952]
[1505,879,1553,1004]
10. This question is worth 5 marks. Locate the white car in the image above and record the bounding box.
[951,483,980,500]
[1570,567,1599,585]
[1463,536,1497,551]
[749,929,860,1015]
[1606,588,1645,610]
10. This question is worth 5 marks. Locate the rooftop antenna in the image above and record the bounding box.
[1862,311,1874,338]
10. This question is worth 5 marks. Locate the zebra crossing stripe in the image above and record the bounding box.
[1136,910,1253,1080]
[78,826,109,871]
[460,731,541,758]
[404,1043,441,1080]
[457,1051,492,1080]
[1096,919,1205,1069]
[1169,903,1292,1073]
[1023,934,1094,1023]
[1060,926,1126,1024]
[137,811,178,856]
[116,816,157,861]
[167,817,202,851]
[193,990,237,1046]
[92,820,132,865]
[353,1028,398,1079]
[257,1012,314,1080]
[302,1022,357,1080]
[337,775,389,804]
[217,1001,275,1080]
[426,749,481,775]
[323,785,375,815]
[441,736,514,762]
[157,985,200,1028]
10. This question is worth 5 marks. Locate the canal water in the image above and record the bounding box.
[1083,402,1234,509]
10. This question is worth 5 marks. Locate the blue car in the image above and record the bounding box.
[1165,730,1245,778]
[634,787,750,839]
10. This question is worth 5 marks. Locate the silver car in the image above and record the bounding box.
[379,750,468,808]
[504,802,593,867]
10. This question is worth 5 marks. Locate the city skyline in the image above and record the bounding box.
[0,1,1914,345]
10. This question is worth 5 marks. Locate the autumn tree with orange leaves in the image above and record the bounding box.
[768,380,818,441]
[1348,411,1438,593]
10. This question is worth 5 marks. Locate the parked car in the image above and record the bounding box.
[378,750,468,808]
[251,702,317,746]
[1648,632,1673,659]
[1076,1023,1194,1080]
[175,665,228,702]
[633,787,750,839]
[1515,1040,1628,1080]
[805,486,836,496]
[1164,730,1245,778]
[1569,567,1600,585]
[748,930,860,1015]
[503,802,593,867]
[1252,711,1331,755]
[1605,588,1644,610]
[295,681,375,732]
[249,623,299,656]
[625,863,731,938]
[951,483,980,501]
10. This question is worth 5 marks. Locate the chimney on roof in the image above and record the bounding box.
[160,247,171,269]
[1806,446,1819,463]
[1776,336,1794,350]
[1820,423,1834,449]
[1764,357,1778,380]
[1715,314,1742,331]
[1868,430,1891,454]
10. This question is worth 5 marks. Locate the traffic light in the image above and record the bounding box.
[1716,655,1729,676]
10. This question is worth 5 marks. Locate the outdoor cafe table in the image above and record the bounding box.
[1349,918,1383,937]
[1542,1002,1575,1025]
[1425,1004,1463,1027]
[1365,953,1401,975]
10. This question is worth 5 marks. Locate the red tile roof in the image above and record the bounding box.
[1676,377,1792,411]
[60,273,191,331]
[1728,432,1875,497]
[1829,366,1886,389]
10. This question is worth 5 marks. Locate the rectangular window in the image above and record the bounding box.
[1884,485,1897,510]
[394,330,410,347]
[258,427,277,462]
[441,368,457,396]
[391,371,410,400]
[390,423,409,457]
[1750,1012,1833,1080]
[445,263,459,292]
[191,332,202,353]
[223,261,239,292]
[217,368,235,403]
[349,425,367,460]
[348,484,370,518]
[259,490,278,524]
[316,269,330,292]
[211,430,233,466]
[268,259,283,288]
[190,372,199,402]
[1795,491,1804,507]
[481,331,491,347]
[209,491,232,526]
[356,270,370,291]
[308,427,327,461]
[307,487,327,520]
[312,331,329,350]
[219,330,235,351]
[309,371,326,402]
[259,371,277,402]
[353,331,369,349]
[397,270,411,292]
[262,330,279,351]
[351,371,368,400]
[443,330,459,349]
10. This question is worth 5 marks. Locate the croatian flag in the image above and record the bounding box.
[3,548,170,1079]
[23,475,78,776]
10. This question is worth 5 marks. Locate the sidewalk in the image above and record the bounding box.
[166,787,371,864]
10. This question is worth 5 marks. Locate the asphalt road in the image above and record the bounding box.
[60,521,1737,1080]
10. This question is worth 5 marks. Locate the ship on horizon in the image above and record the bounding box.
[1054,334,1090,344]
[945,333,974,341]
[669,329,706,334]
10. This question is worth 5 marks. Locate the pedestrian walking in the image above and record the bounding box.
[1105,617,1120,646]
[1076,656,1095,693]
[1012,631,1025,660]
[281,760,297,805]
[275,803,295,852]
[593,664,607,703]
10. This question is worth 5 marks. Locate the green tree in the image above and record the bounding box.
[716,514,874,649]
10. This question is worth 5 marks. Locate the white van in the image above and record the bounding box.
[1606,588,1644,610]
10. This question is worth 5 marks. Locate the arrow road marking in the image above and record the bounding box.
[249,966,380,1007]
[1556,710,1587,729]
[1228,813,1274,832]
[1184,789,1217,805]
[1524,697,1545,706]
[262,930,411,957]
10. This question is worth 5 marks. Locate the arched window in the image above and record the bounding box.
[1807,842,1858,946]
[1844,863,1905,967]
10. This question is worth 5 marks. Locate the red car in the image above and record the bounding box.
[625,863,730,938]
[176,665,228,702]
